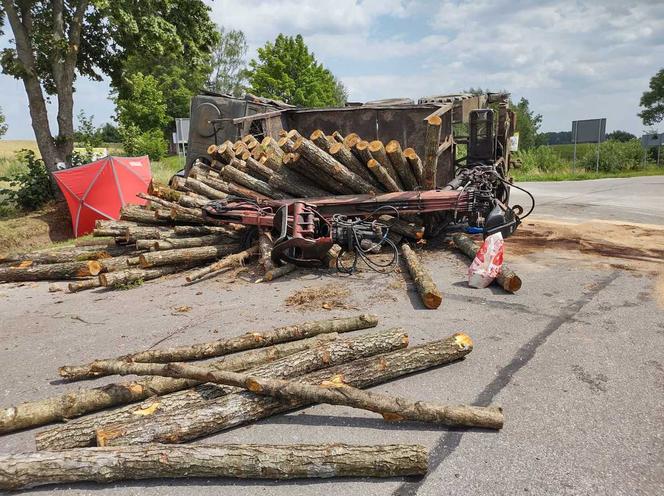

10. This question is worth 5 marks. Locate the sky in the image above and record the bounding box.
[1,0,663,140]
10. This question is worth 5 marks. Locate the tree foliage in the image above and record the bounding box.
[513,97,544,150]
[639,68,664,126]
[116,73,169,133]
[247,34,346,107]
[0,106,7,139]
[208,27,248,97]
[0,1,216,171]
[606,130,637,142]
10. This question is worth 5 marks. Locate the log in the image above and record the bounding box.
[174,225,242,237]
[137,192,177,209]
[0,260,102,282]
[268,172,329,198]
[452,233,522,292]
[331,131,345,143]
[227,181,273,203]
[0,246,123,264]
[343,132,361,149]
[329,141,380,187]
[96,361,503,429]
[258,231,275,272]
[58,314,379,380]
[379,215,425,240]
[354,139,373,164]
[185,177,227,200]
[138,244,238,269]
[119,225,175,242]
[148,181,182,202]
[245,156,275,181]
[368,159,400,192]
[37,328,400,449]
[191,173,230,195]
[120,205,169,225]
[221,164,287,199]
[258,263,296,282]
[386,140,419,190]
[67,279,101,293]
[0,335,333,434]
[0,443,428,490]
[401,243,442,309]
[292,137,375,194]
[286,154,346,195]
[186,246,258,282]
[403,148,423,185]
[261,136,284,158]
[95,332,471,446]
[217,141,236,163]
[310,129,332,152]
[98,265,189,288]
[260,151,282,172]
[178,194,209,209]
[423,115,442,189]
[98,256,132,273]
[369,141,403,189]
[134,239,157,251]
[74,237,116,247]
[153,234,236,251]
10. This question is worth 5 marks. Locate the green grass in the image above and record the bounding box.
[151,154,184,184]
[512,166,664,182]
[548,143,597,161]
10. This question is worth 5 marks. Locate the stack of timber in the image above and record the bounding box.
[0,315,504,490]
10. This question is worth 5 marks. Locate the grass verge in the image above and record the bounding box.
[512,166,664,182]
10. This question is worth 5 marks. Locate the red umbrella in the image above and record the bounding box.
[53,156,152,237]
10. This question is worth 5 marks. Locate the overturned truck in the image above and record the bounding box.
[183,92,533,268]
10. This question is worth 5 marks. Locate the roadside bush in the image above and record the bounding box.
[120,125,168,161]
[514,146,568,173]
[578,139,644,172]
[0,150,54,210]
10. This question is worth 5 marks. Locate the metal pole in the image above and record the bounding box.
[595,121,601,173]
[572,122,577,171]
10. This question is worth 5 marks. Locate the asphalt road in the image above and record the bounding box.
[1,177,662,495]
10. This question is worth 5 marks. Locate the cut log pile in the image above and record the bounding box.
[0,314,503,490]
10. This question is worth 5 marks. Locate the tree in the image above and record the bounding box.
[0,1,217,173]
[208,28,248,97]
[513,97,543,150]
[639,69,664,126]
[0,106,7,139]
[607,130,637,142]
[247,34,346,107]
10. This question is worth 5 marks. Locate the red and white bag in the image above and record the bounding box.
[467,232,504,288]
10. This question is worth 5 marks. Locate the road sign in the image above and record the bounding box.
[571,118,607,171]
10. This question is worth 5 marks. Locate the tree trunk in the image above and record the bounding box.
[284,153,346,195]
[0,335,333,434]
[152,235,235,251]
[369,141,403,189]
[401,244,442,309]
[423,116,442,189]
[98,265,188,288]
[186,246,258,282]
[258,231,275,272]
[138,244,238,269]
[386,141,419,190]
[98,256,133,273]
[184,177,227,200]
[0,260,102,282]
[67,279,101,293]
[452,233,522,293]
[0,443,428,490]
[245,157,275,181]
[0,246,130,264]
[58,314,379,381]
[268,169,330,198]
[354,140,373,165]
[95,332,470,446]
[309,129,332,152]
[118,226,175,243]
[74,237,117,247]
[95,360,503,429]
[258,263,297,282]
[174,225,242,237]
[148,181,182,202]
[221,165,287,199]
[292,137,375,194]
[37,328,401,450]
[120,205,169,225]
[378,215,425,240]
[368,159,400,192]
[404,148,424,186]
[329,141,381,188]
[343,133,361,150]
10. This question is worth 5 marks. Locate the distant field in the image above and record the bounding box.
[548,143,597,161]
[0,140,41,159]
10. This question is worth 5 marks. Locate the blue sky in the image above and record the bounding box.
[1,0,662,139]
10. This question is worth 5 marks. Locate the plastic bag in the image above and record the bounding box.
[467,232,504,288]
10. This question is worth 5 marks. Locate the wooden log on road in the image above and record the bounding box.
[258,231,275,272]
[138,244,238,269]
[257,263,297,282]
[96,360,503,429]
[95,332,471,446]
[67,279,102,293]
[423,115,442,189]
[292,137,375,194]
[98,265,186,288]
[0,443,428,490]
[186,246,258,282]
[452,233,522,293]
[368,159,400,192]
[401,243,442,309]
[57,314,379,381]
[386,140,419,190]
[0,335,333,434]
[0,260,102,282]
[37,328,398,449]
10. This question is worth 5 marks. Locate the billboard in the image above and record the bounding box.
[641,133,663,148]
[572,118,606,144]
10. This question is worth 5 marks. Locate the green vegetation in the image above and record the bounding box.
[0,107,7,139]
[247,34,347,107]
[0,150,54,211]
[208,28,249,96]
[639,68,664,126]
[151,155,184,184]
